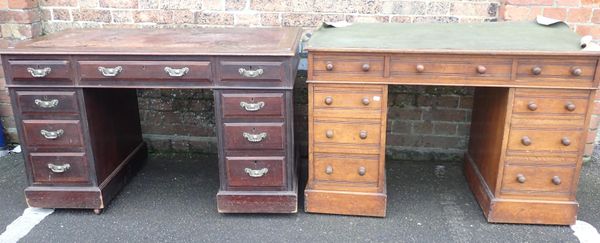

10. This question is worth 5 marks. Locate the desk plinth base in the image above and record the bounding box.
[304,189,387,217]
[217,190,298,213]
[465,153,578,225]
[24,142,148,212]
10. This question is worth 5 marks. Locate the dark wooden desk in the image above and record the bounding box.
[0,27,302,214]
[304,22,600,225]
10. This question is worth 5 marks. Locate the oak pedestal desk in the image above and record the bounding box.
[0,27,302,214]
[304,22,600,225]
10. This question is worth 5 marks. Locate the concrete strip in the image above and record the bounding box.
[0,208,54,243]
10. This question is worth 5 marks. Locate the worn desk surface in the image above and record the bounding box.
[307,22,591,55]
[1,27,302,56]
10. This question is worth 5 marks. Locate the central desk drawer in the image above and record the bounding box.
[221,92,285,118]
[16,90,79,115]
[225,156,285,188]
[390,56,512,80]
[223,122,285,150]
[220,61,285,82]
[22,120,84,148]
[78,60,211,83]
[29,152,90,185]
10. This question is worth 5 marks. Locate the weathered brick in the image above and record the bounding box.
[387,134,422,147]
[160,0,202,10]
[424,108,467,122]
[100,0,138,8]
[282,13,321,27]
[567,8,593,23]
[543,7,567,20]
[0,9,40,24]
[346,15,390,23]
[390,15,412,23]
[426,2,450,15]
[134,10,174,24]
[581,0,600,6]
[79,0,99,8]
[1,23,38,39]
[52,8,71,21]
[250,0,292,12]
[203,0,223,11]
[40,8,51,21]
[433,122,457,135]
[593,9,600,24]
[226,0,246,11]
[195,12,234,25]
[388,107,423,120]
[451,2,494,17]
[505,0,553,5]
[172,10,194,24]
[260,13,280,26]
[576,25,600,38]
[235,12,260,26]
[383,1,426,15]
[413,16,459,23]
[391,120,411,134]
[323,14,345,23]
[8,0,36,9]
[73,9,111,23]
[504,5,542,21]
[139,0,160,9]
[0,0,8,9]
[112,10,134,23]
[556,0,581,6]
[39,0,77,7]
[413,121,433,134]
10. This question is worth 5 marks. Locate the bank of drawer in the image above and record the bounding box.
[390,56,512,80]
[312,84,385,119]
[7,59,73,85]
[15,90,79,115]
[516,58,596,83]
[225,156,285,188]
[220,61,285,82]
[312,54,385,78]
[221,92,284,118]
[313,153,379,185]
[22,120,84,148]
[512,89,589,116]
[29,152,90,185]
[223,122,284,150]
[507,129,581,153]
[313,120,381,145]
[78,60,211,83]
[501,165,575,197]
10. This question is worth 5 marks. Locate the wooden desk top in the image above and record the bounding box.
[307,22,596,56]
[1,27,303,56]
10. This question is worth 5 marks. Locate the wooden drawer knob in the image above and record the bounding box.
[362,63,370,72]
[516,174,526,183]
[476,65,487,74]
[362,97,370,105]
[326,62,334,71]
[325,129,334,138]
[416,64,425,73]
[325,165,333,175]
[552,176,561,185]
[571,67,582,76]
[565,102,576,111]
[358,166,366,176]
[561,137,571,146]
[527,102,538,111]
[521,136,532,146]
[324,96,333,105]
[359,130,368,139]
[532,66,542,75]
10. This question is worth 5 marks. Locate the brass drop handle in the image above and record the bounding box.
[561,137,571,146]
[516,174,526,183]
[238,68,264,78]
[358,166,366,176]
[35,99,59,109]
[416,64,425,73]
[532,66,542,75]
[326,62,334,71]
[164,67,189,77]
[40,129,64,140]
[565,102,576,112]
[325,165,333,175]
[362,63,370,72]
[48,163,70,173]
[27,67,52,78]
[521,136,532,146]
[98,66,123,77]
[240,101,265,112]
[324,96,333,105]
[325,129,334,138]
[527,102,537,111]
[476,65,487,74]
[242,132,267,143]
[571,67,582,76]
[359,130,368,139]
[244,168,268,177]
[552,176,562,185]
[361,97,370,105]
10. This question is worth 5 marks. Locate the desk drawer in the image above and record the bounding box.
[513,89,589,115]
[507,129,581,153]
[501,165,575,197]
[516,59,596,83]
[22,120,84,148]
[7,60,73,85]
[311,84,385,119]
[220,61,285,82]
[223,122,285,150]
[29,152,90,185]
[15,90,79,115]
[79,60,211,83]
[314,120,381,146]
[390,56,512,80]
[312,54,385,78]
[221,91,285,118]
[225,156,285,188]
[313,153,379,185]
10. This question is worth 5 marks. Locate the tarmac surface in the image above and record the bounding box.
[1,151,599,242]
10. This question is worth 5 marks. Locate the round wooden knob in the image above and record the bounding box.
[571,67,582,76]
[517,174,526,183]
[358,167,366,176]
[521,136,532,146]
[552,176,561,185]
[416,64,425,73]
[324,96,333,105]
[527,102,538,111]
[565,102,576,111]
[361,97,370,105]
[476,65,487,74]
[325,62,334,71]
[362,63,370,72]
[325,130,334,138]
[325,165,333,175]
[532,66,542,75]
[359,130,368,139]
[561,137,571,146]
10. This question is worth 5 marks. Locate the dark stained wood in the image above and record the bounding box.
[217,190,298,213]
[225,156,286,189]
[21,119,84,149]
[6,59,73,85]
[29,152,90,185]
[24,187,103,209]
[15,90,79,115]
[221,91,285,118]
[223,122,285,150]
